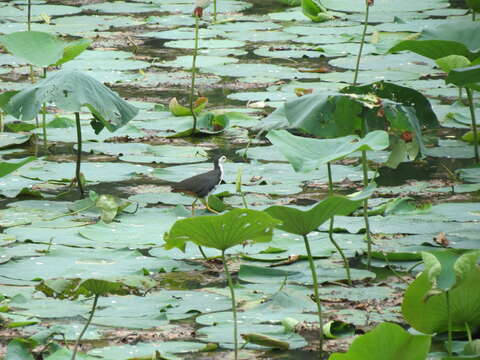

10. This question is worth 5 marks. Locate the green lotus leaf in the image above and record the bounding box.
[264,186,374,236]
[6,69,138,132]
[267,129,389,172]
[402,267,480,333]
[164,209,281,252]
[389,22,480,61]
[328,322,431,360]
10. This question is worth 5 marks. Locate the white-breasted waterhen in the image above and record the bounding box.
[171,155,226,214]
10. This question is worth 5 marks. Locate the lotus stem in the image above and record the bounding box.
[327,163,352,285]
[198,245,208,260]
[361,149,372,269]
[466,88,479,163]
[446,290,452,356]
[353,0,371,85]
[27,0,32,31]
[189,15,200,135]
[302,234,323,357]
[213,0,217,22]
[465,322,473,343]
[42,67,48,153]
[221,250,238,360]
[71,294,99,360]
[74,112,85,197]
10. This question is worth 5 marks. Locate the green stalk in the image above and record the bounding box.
[0,111,3,132]
[465,322,473,344]
[27,0,32,31]
[222,250,238,360]
[75,112,85,197]
[42,67,48,153]
[71,294,99,360]
[327,163,352,285]
[189,15,200,135]
[302,234,323,357]
[360,120,373,269]
[353,0,370,85]
[466,88,479,163]
[446,291,452,356]
[198,245,208,260]
[213,0,217,22]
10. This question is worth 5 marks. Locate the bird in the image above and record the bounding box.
[171,154,226,214]
[194,0,211,17]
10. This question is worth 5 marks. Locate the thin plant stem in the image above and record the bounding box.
[353,0,370,85]
[42,67,48,153]
[360,119,372,269]
[47,204,96,221]
[327,163,352,285]
[198,245,208,260]
[27,0,32,31]
[473,10,476,21]
[458,87,463,102]
[74,112,84,197]
[42,103,47,152]
[466,88,479,163]
[302,234,323,357]
[465,322,473,343]
[189,16,200,135]
[222,250,238,360]
[362,150,372,269]
[0,111,3,132]
[446,290,452,356]
[71,294,99,360]
[213,0,217,22]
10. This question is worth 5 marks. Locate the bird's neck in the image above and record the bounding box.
[215,161,224,182]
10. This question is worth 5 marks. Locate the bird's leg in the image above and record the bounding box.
[201,197,219,214]
[191,198,198,216]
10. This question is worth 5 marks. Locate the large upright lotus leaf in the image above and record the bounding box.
[389,22,480,61]
[6,70,139,132]
[402,268,480,333]
[340,81,439,129]
[0,31,64,67]
[282,93,363,137]
[266,130,389,172]
[422,250,480,291]
[328,322,431,360]
[163,209,281,252]
[264,186,374,236]
[447,64,480,87]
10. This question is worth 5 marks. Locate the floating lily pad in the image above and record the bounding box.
[164,39,245,49]
[89,341,207,359]
[158,55,238,69]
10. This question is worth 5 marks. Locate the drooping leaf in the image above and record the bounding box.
[264,186,375,236]
[328,322,431,360]
[389,22,480,61]
[6,70,139,132]
[56,38,92,66]
[267,130,389,172]
[0,31,64,67]
[341,81,439,129]
[168,97,207,116]
[0,91,19,112]
[163,209,281,252]
[446,64,480,87]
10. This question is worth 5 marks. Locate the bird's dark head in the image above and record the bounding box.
[216,155,227,164]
